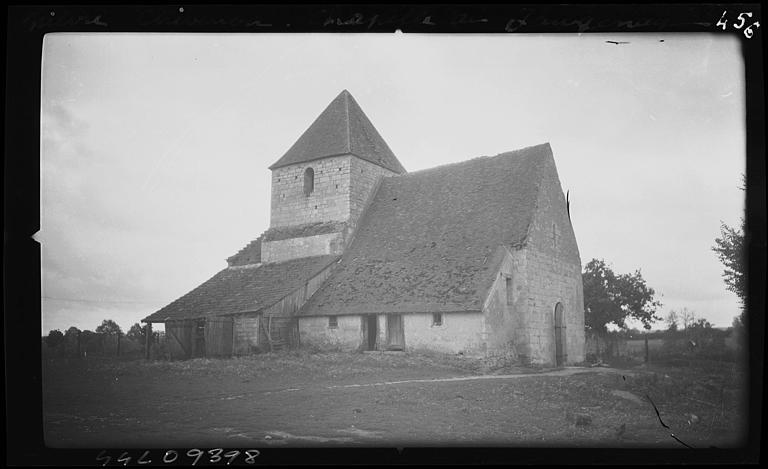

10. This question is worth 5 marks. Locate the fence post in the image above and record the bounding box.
[145,323,153,360]
[644,335,649,363]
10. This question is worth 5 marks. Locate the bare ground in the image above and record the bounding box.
[42,351,748,448]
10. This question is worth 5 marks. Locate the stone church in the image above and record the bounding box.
[143,90,585,366]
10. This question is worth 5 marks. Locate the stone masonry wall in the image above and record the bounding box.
[299,315,363,350]
[481,249,523,359]
[517,154,585,365]
[261,232,345,263]
[403,312,485,355]
[298,312,485,354]
[270,155,352,228]
[267,155,396,262]
[349,157,400,231]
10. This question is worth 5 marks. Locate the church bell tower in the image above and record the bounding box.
[261,90,406,263]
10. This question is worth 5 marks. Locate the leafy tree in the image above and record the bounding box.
[64,326,81,355]
[582,259,662,334]
[712,175,746,323]
[665,310,679,332]
[127,322,145,341]
[731,314,747,352]
[732,313,744,331]
[688,317,713,331]
[80,330,101,353]
[95,319,122,336]
[678,307,696,330]
[126,322,160,343]
[46,329,65,348]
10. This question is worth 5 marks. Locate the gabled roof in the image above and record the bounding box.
[300,143,554,316]
[143,255,339,322]
[269,90,406,174]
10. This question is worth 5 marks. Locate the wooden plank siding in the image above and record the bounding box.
[205,317,234,357]
[253,259,337,350]
[233,314,260,355]
[166,320,195,360]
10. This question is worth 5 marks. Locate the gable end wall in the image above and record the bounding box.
[518,153,585,365]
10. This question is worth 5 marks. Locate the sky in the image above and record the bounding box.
[39,33,745,335]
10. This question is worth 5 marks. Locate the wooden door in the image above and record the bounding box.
[205,317,234,357]
[386,314,405,351]
[165,319,194,360]
[194,319,206,358]
[363,315,378,351]
[554,303,567,366]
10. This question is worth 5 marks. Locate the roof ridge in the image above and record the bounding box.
[270,90,406,174]
[396,142,551,178]
[344,90,352,154]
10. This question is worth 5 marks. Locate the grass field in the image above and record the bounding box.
[42,350,748,448]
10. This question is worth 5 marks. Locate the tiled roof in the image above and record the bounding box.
[269,90,406,174]
[300,143,553,316]
[144,255,339,322]
[226,235,264,266]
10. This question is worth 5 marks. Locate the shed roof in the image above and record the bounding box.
[143,255,339,322]
[300,143,553,316]
[269,90,406,174]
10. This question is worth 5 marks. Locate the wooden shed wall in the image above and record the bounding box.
[205,317,234,357]
[255,260,337,349]
[233,314,260,355]
[165,320,194,360]
[164,318,234,359]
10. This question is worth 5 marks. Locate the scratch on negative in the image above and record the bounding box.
[645,394,694,449]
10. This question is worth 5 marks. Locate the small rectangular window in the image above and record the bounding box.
[328,316,338,328]
[432,313,442,326]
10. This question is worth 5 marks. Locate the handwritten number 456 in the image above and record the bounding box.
[717,11,761,38]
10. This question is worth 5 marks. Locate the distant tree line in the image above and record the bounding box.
[43,319,162,358]
[581,256,743,363]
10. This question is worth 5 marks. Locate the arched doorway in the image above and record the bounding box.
[554,303,567,366]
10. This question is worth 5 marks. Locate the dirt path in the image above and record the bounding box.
[274,366,633,394]
[42,356,745,448]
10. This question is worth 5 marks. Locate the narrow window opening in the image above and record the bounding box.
[328,316,338,329]
[432,313,443,326]
[303,167,315,196]
[505,277,513,306]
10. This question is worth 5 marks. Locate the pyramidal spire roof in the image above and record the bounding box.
[269,90,406,174]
